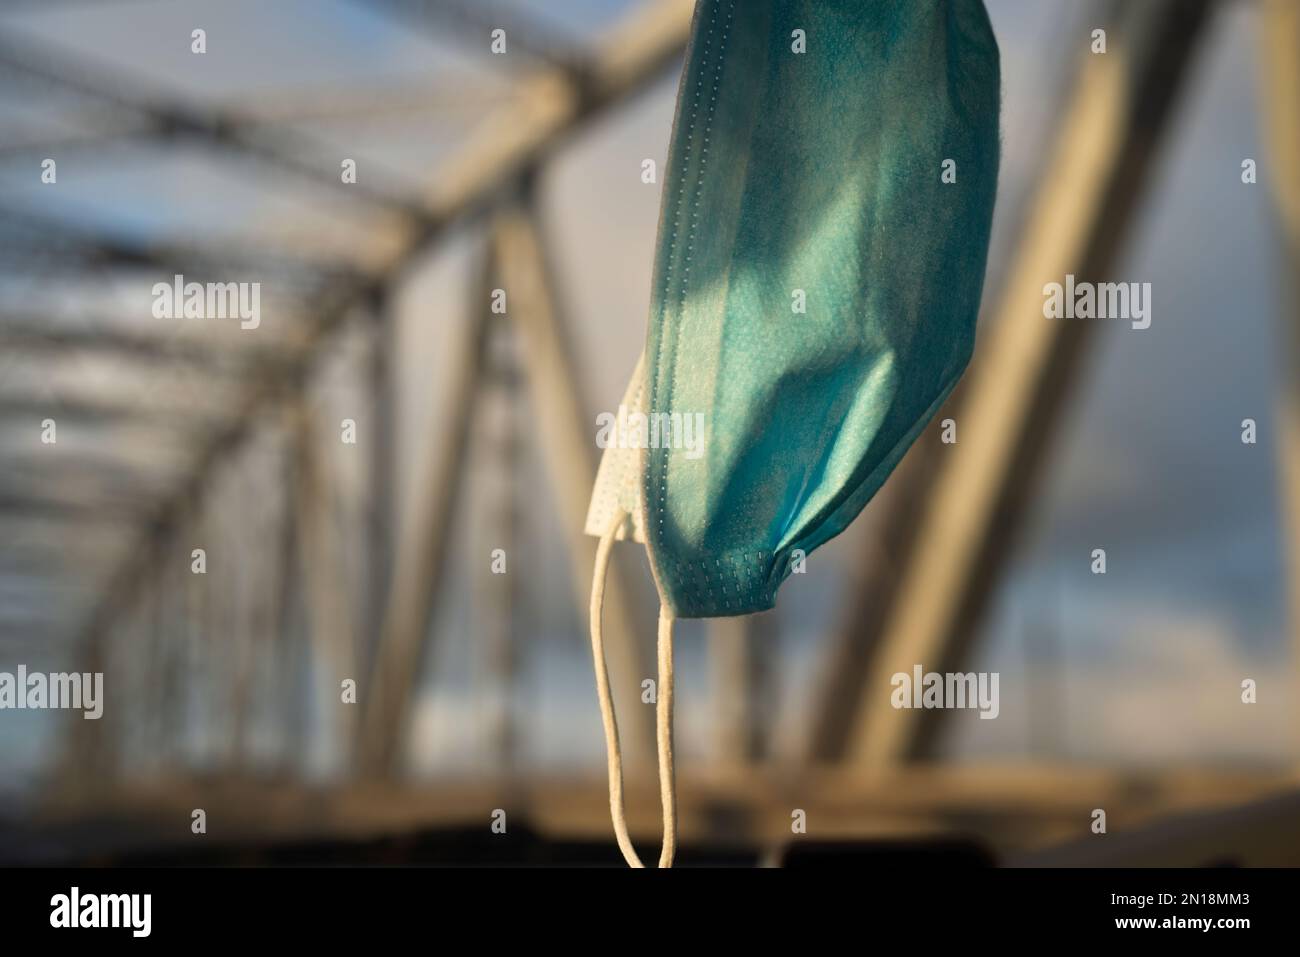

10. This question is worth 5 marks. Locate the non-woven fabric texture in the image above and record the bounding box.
[586,352,650,544]
[589,0,1001,619]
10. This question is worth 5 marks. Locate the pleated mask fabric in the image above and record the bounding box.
[588,0,1001,618]
[583,0,1001,867]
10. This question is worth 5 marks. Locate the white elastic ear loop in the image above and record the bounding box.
[590,506,677,868]
[655,602,676,868]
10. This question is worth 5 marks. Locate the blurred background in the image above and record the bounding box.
[1,0,1299,866]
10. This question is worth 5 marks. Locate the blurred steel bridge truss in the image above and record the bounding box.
[1,0,1298,864]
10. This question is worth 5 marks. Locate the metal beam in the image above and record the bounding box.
[0,31,429,219]
[710,613,776,767]
[0,319,299,372]
[19,766,1296,866]
[153,527,186,769]
[362,196,662,774]
[491,200,655,763]
[269,443,305,775]
[480,310,523,769]
[0,396,228,432]
[0,493,151,521]
[418,0,693,226]
[0,205,369,283]
[803,449,941,761]
[76,0,695,748]
[290,404,358,772]
[365,296,394,673]
[361,0,592,73]
[359,240,491,776]
[836,0,1214,766]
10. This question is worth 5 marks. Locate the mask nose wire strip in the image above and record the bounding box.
[590,506,677,868]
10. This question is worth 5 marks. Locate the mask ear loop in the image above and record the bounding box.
[590,506,676,868]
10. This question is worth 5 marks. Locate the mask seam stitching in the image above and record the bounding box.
[649,1,719,544]
[649,0,735,613]
[642,1,713,592]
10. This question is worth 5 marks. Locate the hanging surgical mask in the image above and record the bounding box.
[585,0,1001,867]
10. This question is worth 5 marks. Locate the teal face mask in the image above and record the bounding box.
[585,0,1000,866]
